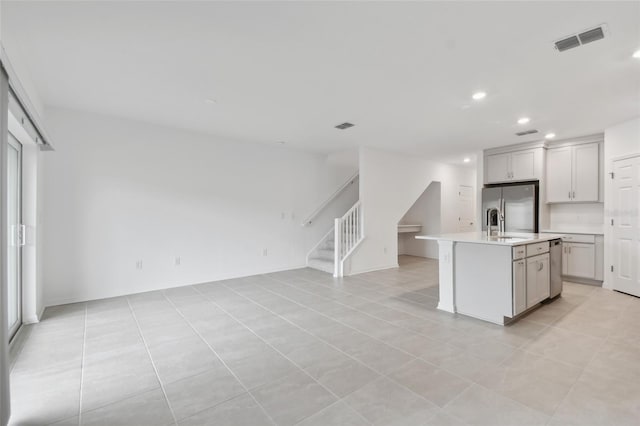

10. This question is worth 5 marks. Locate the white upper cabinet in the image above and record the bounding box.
[486,148,539,184]
[511,150,537,181]
[486,153,510,183]
[572,143,599,202]
[546,142,599,203]
[546,147,573,202]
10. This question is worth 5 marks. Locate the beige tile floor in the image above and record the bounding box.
[8,255,640,426]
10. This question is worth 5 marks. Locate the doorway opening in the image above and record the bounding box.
[398,181,441,263]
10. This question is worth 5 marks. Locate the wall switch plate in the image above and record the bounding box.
[175,257,181,266]
[263,248,268,256]
[136,260,143,270]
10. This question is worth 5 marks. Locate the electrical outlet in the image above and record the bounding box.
[175,256,181,266]
[383,247,387,254]
[136,260,143,270]
[263,248,268,256]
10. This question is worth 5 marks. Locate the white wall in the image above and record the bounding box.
[347,147,475,274]
[42,107,356,305]
[398,181,440,259]
[548,203,605,230]
[603,117,640,289]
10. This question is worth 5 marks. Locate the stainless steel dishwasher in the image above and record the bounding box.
[549,239,563,298]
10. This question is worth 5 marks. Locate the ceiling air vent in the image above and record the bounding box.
[515,129,538,136]
[554,25,606,52]
[335,122,355,130]
[578,27,604,45]
[555,35,580,52]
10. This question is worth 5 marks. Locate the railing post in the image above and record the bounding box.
[334,218,341,277]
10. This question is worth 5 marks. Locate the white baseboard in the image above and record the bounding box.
[347,262,399,276]
[22,305,45,324]
[43,263,308,308]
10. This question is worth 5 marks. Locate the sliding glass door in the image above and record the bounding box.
[7,134,22,339]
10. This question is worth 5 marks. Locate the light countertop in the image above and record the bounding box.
[415,232,566,246]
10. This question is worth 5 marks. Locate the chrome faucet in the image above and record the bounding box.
[486,207,505,236]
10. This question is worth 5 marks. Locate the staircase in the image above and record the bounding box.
[307,233,336,274]
[307,201,363,277]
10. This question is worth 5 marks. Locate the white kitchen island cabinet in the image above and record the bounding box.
[416,232,563,325]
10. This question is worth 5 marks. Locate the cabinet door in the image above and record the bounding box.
[566,243,595,279]
[526,256,539,308]
[562,243,569,275]
[513,260,527,316]
[572,143,599,202]
[511,150,536,181]
[486,153,511,183]
[536,254,550,301]
[546,147,573,202]
[526,254,550,307]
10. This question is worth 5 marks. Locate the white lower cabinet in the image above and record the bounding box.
[512,259,527,316]
[526,253,550,308]
[560,234,600,280]
[512,244,550,316]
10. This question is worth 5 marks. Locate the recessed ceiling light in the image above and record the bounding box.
[633,49,640,59]
[204,98,217,104]
[517,117,530,125]
[472,92,486,100]
[545,133,556,139]
[463,158,471,163]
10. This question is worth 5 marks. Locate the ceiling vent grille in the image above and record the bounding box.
[578,27,604,45]
[555,36,580,52]
[335,122,355,130]
[515,129,538,136]
[554,25,606,52]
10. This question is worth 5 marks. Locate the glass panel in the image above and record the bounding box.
[7,136,21,338]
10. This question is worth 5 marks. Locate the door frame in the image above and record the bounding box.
[7,132,22,340]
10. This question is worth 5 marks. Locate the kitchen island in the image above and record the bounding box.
[416,232,564,325]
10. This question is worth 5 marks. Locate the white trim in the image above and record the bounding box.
[347,262,400,276]
[43,264,308,307]
[22,305,44,324]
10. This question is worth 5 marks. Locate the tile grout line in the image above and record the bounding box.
[277,271,597,370]
[543,294,623,425]
[184,286,371,425]
[209,283,449,423]
[252,273,510,371]
[240,273,558,419]
[77,303,88,425]
[126,298,179,426]
[268,272,513,346]
[159,291,279,426]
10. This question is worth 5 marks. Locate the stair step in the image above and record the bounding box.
[316,248,334,259]
[308,258,334,274]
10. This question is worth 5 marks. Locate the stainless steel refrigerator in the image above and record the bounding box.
[481,183,539,233]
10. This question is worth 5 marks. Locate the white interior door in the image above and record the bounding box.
[7,134,22,339]
[612,155,640,297]
[457,185,475,231]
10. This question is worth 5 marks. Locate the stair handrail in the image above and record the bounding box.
[334,200,363,276]
[301,171,359,226]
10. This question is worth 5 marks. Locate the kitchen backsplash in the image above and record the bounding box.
[548,203,604,229]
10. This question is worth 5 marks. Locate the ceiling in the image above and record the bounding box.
[2,1,639,163]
